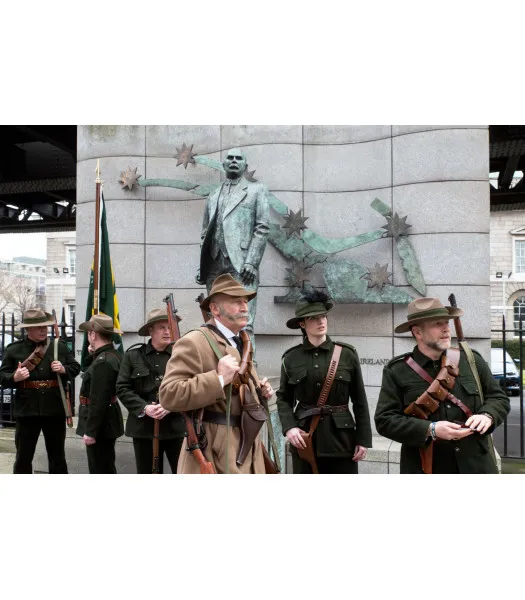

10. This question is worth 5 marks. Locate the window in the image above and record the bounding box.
[514,296,525,333]
[67,304,75,325]
[67,248,76,276]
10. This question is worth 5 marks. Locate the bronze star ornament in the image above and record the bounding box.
[174,143,197,169]
[282,209,309,239]
[362,263,393,290]
[382,212,412,239]
[118,166,142,191]
[285,263,312,289]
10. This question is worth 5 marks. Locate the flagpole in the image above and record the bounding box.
[93,159,101,315]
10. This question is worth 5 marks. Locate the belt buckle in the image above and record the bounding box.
[36,381,48,389]
[323,405,333,414]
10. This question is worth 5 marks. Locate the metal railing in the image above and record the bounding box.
[0,310,76,427]
[492,315,525,459]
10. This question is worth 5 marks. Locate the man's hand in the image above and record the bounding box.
[195,269,205,285]
[286,427,308,449]
[259,376,275,399]
[353,445,367,462]
[13,362,30,383]
[465,413,493,435]
[434,421,474,441]
[83,435,96,446]
[217,355,240,385]
[240,263,257,286]
[145,404,170,420]
[51,361,66,374]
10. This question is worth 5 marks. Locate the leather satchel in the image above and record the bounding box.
[296,345,342,474]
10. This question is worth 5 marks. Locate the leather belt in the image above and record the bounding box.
[20,380,59,389]
[202,409,241,428]
[295,404,350,419]
[80,395,117,406]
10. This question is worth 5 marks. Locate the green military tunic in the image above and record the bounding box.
[374,346,511,474]
[76,343,124,440]
[0,337,80,417]
[116,341,186,439]
[276,336,372,458]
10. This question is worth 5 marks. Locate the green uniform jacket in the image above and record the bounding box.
[0,337,80,418]
[276,336,373,457]
[76,343,124,440]
[374,346,511,474]
[116,341,186,440]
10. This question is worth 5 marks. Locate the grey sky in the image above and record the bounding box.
[0,232,47,261]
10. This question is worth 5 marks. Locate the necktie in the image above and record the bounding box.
[232,335,243,355]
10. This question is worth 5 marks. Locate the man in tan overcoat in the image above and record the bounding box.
[159,274,275,474]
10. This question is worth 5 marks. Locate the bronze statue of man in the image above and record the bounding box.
[196,148,270,337]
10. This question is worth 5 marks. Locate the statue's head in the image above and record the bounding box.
[223,148,247,180]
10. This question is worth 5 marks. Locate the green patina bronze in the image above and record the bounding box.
[135,148,428,305]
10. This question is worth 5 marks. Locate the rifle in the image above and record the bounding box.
[164,293,215,474]
[51,309,73,428]
[448,294,465,342]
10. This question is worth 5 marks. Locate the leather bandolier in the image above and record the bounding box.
[20,341,50,372]
[403,348,473,474]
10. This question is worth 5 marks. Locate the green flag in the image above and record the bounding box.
[80,191,124,368]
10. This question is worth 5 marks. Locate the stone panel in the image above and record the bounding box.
[221,125,302,147]
[268,191,303,215]
[393,181,489,235]
[365,433,390,463]
[393,128,489,186]
[259,244,291,287]
[76,200,146,246]
[113,288,145,333]
[304,125,391,144]
[78,126,146,161]
[75,243,94,289]
[145,125,221,156]
[144,154,222,201]
[359,460,388,474]
[393,285,491,340]
[304,188,392,238]
[234,144,303,191]
[77,156,146,203]
[145,199,205,245]
[331,335,393,387]
[392,125,487,136]
[391,232,489,287]
[109,244,145,288]
[304,138,392,192]
[145,244,201,289]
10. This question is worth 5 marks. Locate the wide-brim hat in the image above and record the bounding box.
[200,273,256,312]
[78,314,123,336]
[286,293,335,329]
[138,307,169,336]
[19,308,55,328]
[395,297,464,334]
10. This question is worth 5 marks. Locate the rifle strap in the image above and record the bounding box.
[308,344,342,437]
[53,337,70,420]
[458,341,498,469]
[198,328,232,474]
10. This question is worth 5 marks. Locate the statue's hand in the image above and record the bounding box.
[240,263,257,285]
[195,270,205,285]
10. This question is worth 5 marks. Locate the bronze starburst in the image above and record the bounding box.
[282,209,309,239]
[382,213,411,239]
[174,143,197,168]
[362,263,392,290]
[285,263,312,289]
[118,166,142,191]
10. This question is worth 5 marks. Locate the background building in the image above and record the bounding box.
[45,231,76,323]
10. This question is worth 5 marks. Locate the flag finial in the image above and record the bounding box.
[96,159,101,183]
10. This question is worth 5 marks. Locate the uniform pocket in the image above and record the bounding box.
[331,410,355,430]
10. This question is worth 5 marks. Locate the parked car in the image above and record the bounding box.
[491,348,521,396]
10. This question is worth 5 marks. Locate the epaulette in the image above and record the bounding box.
[386,352,411,368]
[125,343,145,353]
[5,339,24,350]
[334,341,357,353]
[281,343,303,360]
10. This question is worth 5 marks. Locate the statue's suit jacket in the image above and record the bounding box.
[199,177,270,277]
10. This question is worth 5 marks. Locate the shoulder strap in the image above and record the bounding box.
[308,344,343,437]
[459,341,484,405]
[199,328,225,361]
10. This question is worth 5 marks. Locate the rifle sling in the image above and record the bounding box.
[307,344,343,437]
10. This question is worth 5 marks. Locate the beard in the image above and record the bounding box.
[426,338,451,352]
